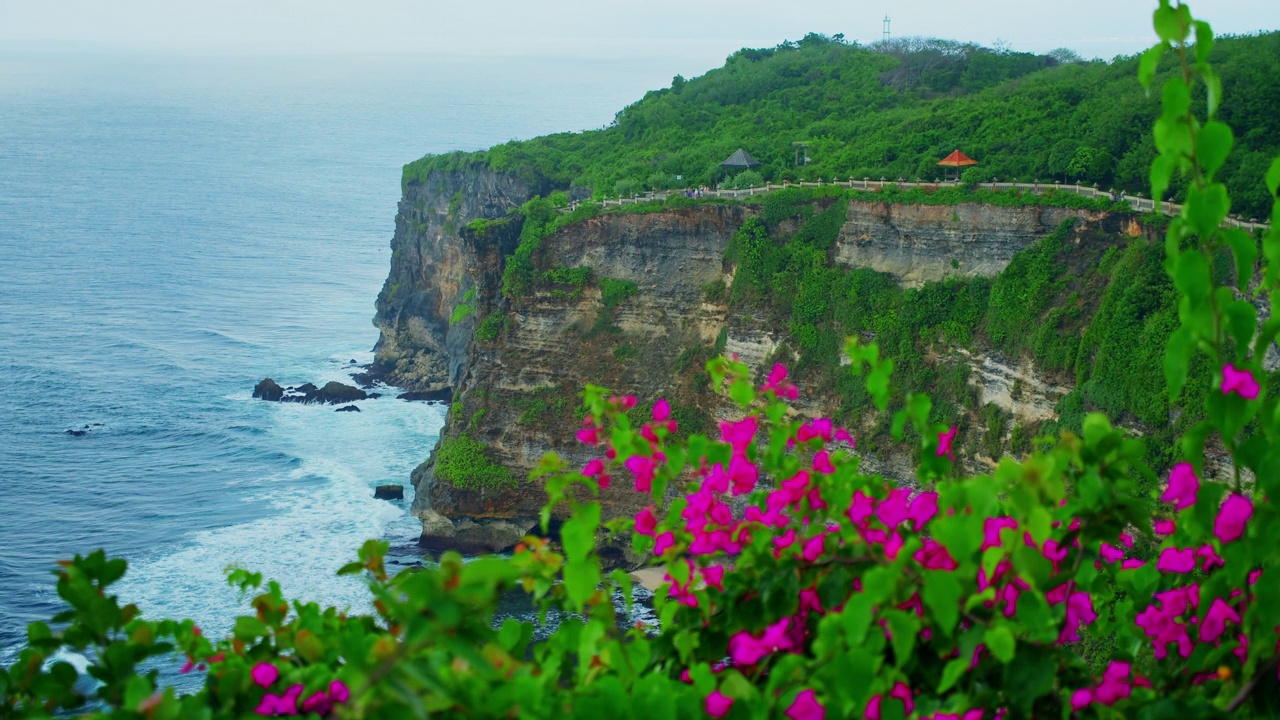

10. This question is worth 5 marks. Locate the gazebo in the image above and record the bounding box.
[720,148,762,171]
[937,149,978,181]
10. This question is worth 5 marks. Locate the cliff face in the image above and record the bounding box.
[834,201,1132,286]
[378,169,1141,553]
[373,168,535,391]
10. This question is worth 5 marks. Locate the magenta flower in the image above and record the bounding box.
[834,428,856,447]
[1153,518,1176,535]
[1057,592,1097,644]
[705,690,733,718]
[625,455,657,493]
[703,564,726,590]
[1156,546,1197,573]
[876,488,912,529]
[937,426,958,460]
[1099,543,1125,563]
[785,689,824,720]
[728,617,792,665]
[1160,462,1199,510]
[250,662,279,688]
[653,531,675,556]
[719,416,758,452]
[1200,598,1241,643]
[635,506,658,536]
[727,453,758,495]
[1070,688,1093,711]
[848,490,875,526]
[576,426,600,445]
[652,398,671,422]
[907,492,938,530]
[981,517,1017,551]
[255,684,303,716]
[1214,494,1254,543]
[1222,364,1260,400]
[812,450,836,474]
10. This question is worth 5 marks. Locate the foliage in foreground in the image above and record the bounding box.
[5,3,1280,718]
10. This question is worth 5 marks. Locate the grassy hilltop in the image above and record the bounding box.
[405,32,1280,218]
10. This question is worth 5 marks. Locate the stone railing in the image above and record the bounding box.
[581,178,1269,232]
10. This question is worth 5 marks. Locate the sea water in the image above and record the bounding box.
[0,51,673,667]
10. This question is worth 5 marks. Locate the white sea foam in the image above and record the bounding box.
[117,368,444,636]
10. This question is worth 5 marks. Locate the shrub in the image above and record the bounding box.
[432,434,515,490]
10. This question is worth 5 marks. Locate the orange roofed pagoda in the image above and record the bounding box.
[937,149,978,180]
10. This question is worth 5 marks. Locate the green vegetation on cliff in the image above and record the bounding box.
[404,31,1280,217]
[432,434,515,490]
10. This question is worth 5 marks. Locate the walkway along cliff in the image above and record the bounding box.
[373,166,1202,555]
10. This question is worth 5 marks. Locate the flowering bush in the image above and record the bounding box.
[4,2,1280,718]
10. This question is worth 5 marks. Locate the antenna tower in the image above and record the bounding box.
[883,15,891,42]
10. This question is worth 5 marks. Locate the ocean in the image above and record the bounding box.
[0,51,674,668]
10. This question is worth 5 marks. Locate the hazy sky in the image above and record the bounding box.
[3,1,1277,69]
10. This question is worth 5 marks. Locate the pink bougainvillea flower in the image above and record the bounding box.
[914,539,958,570]
[703,564,726,591]
[1057,592,1097,644]
[802,533,827,562]
[848,490,875,526]
[877,488,912,529]
[251,662,279,688]
[1200,598,1241,644]
[1070,689,1093,711]
[797,418,833,443]
[328,680,349,705]
[652,398,671,422]
[705,690,733,718]
[1221,363,1260,400]
[576,426,600,445]
[908,492,939,530]
[1214,494,1254,543]
[1099,543,1125,563]
[785,689,825,720]
[1156,547,1197,574]
[834,427,856,447]
[982,517,1017,551]
[812,450,837,474]
[1153,518,1176,535]
[255,684,304,716]
[581,458,605,478]
[865,682,914,720]
[1160,463,1199,510]
[625,455,657,493]
[728,617,793,665]
[1197,544,1225,573]
[719,416,759,452]
[937,426,958,460]
[653,531,675,557]
[1093,662,1133,705]
[635,507,658,536]
[728,453,759,495]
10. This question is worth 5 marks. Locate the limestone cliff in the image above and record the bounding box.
[374,170,1152,553]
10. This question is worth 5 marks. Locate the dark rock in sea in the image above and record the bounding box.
[65,429,87,437]
[351,371,380,389]
[397,388,452,403]
[252,378,285,401]
[367,393,382,399]
[305,381,367,405]
[295,383,318,394]
[335,405,361,412]
[374,484,404,500]
[349,359,358,364]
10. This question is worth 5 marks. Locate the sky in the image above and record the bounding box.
[2,1,1278,71]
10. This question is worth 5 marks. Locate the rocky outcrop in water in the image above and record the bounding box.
[253,378,285,401]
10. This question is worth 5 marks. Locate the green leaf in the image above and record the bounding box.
[1185,183,1230,239]
[1222,228,1257,292]
[1153,4,1185,43]
[1223,300,1257,361]
[1267,157,1280,198]
[1139,44,1166,90]
[1161,78,1191,121]
[1174,250,1212,304]
[1164,326,1194,401]
[985,625,1015,663]
[233,616,268,640]
[1151,154,1177,206]
[561,502,600,562]
[563,558,601,609]
[1196,121,1233,180]
[1193,20,1214,63]
[938,657,970,693]
[922,571,962,634]
[728,377,755,407]
[885,611,917,668]
[1202,66,1223,118]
